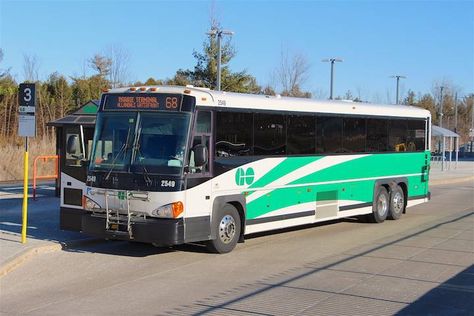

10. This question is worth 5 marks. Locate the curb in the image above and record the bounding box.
[430,175,474,186]
[0,238,102,278]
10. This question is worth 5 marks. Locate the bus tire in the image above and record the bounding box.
[370,186,389,223]
[206,204,241,254]
[388,185,405,220]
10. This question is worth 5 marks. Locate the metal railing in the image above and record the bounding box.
[33,155,59,200]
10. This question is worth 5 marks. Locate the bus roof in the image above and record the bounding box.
[106,85,431,119]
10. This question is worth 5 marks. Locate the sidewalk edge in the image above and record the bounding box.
[0,238,101,278]
[430,175,474,186]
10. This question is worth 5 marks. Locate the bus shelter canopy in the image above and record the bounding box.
[432,125,460,138]
[431,125,459,171]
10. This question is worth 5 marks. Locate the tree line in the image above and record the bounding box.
[0,26,472,145]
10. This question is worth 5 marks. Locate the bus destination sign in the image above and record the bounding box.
[103,94,183,111]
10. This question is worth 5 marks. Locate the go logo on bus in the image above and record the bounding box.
[235,167,255,186]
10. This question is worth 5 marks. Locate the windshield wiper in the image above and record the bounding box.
[132,127,153,187]
[104,125,133,181]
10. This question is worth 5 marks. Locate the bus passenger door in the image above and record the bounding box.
[184,111,213,241]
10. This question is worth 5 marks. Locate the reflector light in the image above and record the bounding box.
[172,201,184,218]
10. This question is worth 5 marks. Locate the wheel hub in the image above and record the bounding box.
[219,215,236,244]
[377,194,388,217]
[392,192,404,213]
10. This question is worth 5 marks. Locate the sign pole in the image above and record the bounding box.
[21,137,28,243]
[18,83,36,244]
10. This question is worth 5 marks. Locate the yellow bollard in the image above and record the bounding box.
[21,150,28,244]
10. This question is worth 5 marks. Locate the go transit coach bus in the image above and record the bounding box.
[62,85,431,253]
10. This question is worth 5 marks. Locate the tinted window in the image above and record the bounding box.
[367,118,388,152]
[254,113,286,155]
[195,111,211,134]
[407,120,426,151]
[343,118,366,152]
[216,112,252,157]
[388,119,408,152]
[287,115,315,154]
[316,116,343,153]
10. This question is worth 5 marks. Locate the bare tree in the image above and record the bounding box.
[89,54,112,78]
[312,87,327,100]
[106,45,131,88]
[0,48,11,78]
[274,48,311,97]
[23,54,40,82]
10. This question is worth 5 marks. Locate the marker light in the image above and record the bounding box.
[130,87,137,91]
[139,87,147,91]
[101,88,109,93]
[150,87,158,91]
[183,89,191,94]
[201,97,207,101]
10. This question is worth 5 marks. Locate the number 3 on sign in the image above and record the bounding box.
[166,97,178,109]
[24,88,32,102]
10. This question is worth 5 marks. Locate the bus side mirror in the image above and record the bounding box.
[66,135,80,155]
[193,144,208,167]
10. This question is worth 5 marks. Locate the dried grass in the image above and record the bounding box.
[0,137,56,181]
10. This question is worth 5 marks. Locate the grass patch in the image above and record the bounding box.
[0,137,56,181]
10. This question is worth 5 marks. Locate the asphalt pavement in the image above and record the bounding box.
[0,161,473,278]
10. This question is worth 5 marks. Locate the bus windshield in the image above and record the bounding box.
[89,112,191,175]
[90,112,136,172]
[131,112,190,174]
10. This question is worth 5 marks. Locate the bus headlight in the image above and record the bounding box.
[83,196,101,211]
[152,202,183,218]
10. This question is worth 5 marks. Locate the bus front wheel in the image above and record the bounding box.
[371,186,389,223]
[388,185,405,220]
[207,204,241,254]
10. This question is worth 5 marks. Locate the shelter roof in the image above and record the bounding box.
[432,125,459,138]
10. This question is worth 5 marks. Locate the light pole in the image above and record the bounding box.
[322,58,343,100]
[439,86,444,128]
[454,92,458,133]
[390,75,406,104]
[206,28,234,91]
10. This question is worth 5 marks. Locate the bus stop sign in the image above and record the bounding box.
[18,83,36,137]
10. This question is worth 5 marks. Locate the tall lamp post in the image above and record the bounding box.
[390,75,406,104]
[206,27,234,91]
[439,86,444,128]
[322,58,343,100]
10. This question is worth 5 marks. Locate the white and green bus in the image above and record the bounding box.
[63,85,431,253]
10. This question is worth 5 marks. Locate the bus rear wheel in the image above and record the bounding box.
[206,204,241,254]
[370,186,389,223]
[388,185,405,220]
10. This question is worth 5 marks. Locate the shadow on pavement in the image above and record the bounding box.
[396,265,474,315]
[63,239,211,257]
[0,185,85,243]
[161,211,474,315]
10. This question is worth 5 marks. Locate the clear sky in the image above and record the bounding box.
[1,0,473,103]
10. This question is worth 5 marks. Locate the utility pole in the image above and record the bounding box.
[206,27,234,91]
[322,58,343,100]
[390,75,406,104]
[454,92,458,133]
[439,86,444,128]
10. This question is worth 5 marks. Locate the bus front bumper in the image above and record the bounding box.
[79,212,185,246]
